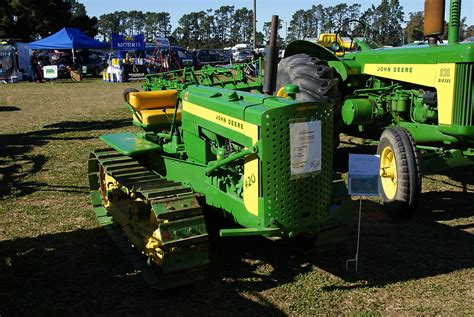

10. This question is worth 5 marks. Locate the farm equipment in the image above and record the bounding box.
[277,0,474,215]
[88,84,350,289]
[142,57,263,93]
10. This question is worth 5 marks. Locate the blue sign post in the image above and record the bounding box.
[346,154,380,272]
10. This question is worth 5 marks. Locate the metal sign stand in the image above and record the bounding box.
[346,198,362,272]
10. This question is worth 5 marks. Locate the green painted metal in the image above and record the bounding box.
[100,133,161,155]
[452,63,474,131]
[448,0,461,44]
[143,58,263,93]
[283,0,474,176]
[135,85,350,238]
[219,227,282,237]
[341,98,376,125]
[421,148,474,174]
[88,80,355,289]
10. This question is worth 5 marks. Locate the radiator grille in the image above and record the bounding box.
[261,103,333,229]
[453,63,474,127]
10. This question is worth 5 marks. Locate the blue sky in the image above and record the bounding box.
[82,0,473,32]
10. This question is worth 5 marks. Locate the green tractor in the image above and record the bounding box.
[277,0,474,215]
[88,85,350,289]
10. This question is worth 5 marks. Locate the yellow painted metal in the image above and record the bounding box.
[144,228,165,266]
[380,146,397,199]
[183,101,260,216]
[99,166,166,267]
[276,86,288,98]
[133,108,181,125]
[128,90,179,110]
[363,63,456,125]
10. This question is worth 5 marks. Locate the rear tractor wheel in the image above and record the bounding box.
[377,127,421,217]
[276,53,342,148]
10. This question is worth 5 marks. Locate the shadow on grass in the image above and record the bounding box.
[0,119,130,198]
[0,189,472,314]
[317,190,474,291]
[0,106,21,111]
[0,227,285,316]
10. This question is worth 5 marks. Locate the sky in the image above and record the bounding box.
[81,0,474,32]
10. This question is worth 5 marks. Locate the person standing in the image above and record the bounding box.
[30,51,43,83]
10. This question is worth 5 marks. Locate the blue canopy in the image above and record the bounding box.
[29,27,109,49]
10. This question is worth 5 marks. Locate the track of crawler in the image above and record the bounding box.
[88,148,209,290]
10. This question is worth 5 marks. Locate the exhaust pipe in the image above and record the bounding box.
[263,15,279,95]
[424,0,445,45]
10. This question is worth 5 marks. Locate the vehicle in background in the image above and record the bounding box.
[233,50,252,63]
[231,43,253,60]
[79,50,108,77]
[195,49,220,64]
[145,45,200,70]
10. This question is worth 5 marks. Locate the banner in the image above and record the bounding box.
[111,33,145,51]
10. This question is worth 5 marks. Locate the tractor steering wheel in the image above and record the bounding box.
[332,19,367,55]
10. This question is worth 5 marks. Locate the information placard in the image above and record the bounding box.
[290,120,321,178]
[348,154,380,196]
[43,65,58,79]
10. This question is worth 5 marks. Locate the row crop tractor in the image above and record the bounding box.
[277,0,473,216]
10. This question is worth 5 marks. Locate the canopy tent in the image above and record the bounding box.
[28,27,109,49]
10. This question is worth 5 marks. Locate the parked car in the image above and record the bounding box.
[195,49,220,64]
[145,45,200,69]
[233,50,252,63]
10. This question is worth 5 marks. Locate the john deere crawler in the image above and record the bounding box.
[88,86,350,289]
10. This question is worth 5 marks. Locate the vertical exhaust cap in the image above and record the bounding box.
[424,0,445,42]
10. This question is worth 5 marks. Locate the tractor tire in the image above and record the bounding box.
[276,53,342,148]
[377,127,421,217]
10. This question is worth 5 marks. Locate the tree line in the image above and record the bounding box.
[1,0,473,47]
[0,0,97,40]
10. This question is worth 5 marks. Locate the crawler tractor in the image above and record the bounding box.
[277,0,474,215]
[88,85,350,289]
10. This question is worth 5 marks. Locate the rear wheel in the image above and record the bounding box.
[276,53,342,148]
[377,127,421,217]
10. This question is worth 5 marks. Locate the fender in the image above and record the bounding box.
[283,40,350,81]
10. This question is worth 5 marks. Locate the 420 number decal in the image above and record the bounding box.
[244,173,256,188]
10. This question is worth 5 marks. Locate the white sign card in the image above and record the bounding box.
[348,153,380,196]
[290,120,322,177]
[43,65,58,79]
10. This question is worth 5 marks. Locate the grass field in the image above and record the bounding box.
[1,79,473,315]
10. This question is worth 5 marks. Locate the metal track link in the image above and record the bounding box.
[88,148,209,290]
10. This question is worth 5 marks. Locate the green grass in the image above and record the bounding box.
[0,79,473,315]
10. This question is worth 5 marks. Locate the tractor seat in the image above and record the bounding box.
[126,90,181,127]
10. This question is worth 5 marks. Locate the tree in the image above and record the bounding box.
[362,0,404,47]
[68,0,97,37]
[465,25,474,39]
[404,11,424,44]
[143,12,171,40]
[214,5,234,45]
[263,20,282,45]
[97,12,126,41]
[2,0,97,40]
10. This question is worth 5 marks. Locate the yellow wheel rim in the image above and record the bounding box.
[380,146,397,199]
[276,86,288,98]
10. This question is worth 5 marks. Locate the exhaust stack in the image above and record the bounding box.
[263,15,279,95]
[424,0,445,44]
